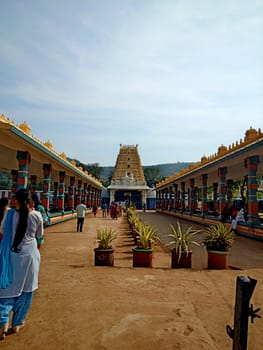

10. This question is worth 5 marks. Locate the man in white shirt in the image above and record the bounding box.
[76,201,87,232]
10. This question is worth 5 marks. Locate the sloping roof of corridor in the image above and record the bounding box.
[0,114,103,189]
[157,127,263,189]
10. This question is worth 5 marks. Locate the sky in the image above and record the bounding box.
[0,1,262,166]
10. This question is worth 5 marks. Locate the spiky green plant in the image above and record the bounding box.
[96,227,117,249]
[166,221,201,262]
[135,222,160,249]
[203,222,235,252]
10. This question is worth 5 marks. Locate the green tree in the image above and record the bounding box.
[82,163,103,180]
[143,166,163,187]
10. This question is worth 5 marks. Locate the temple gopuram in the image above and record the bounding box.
[107,144,153,209]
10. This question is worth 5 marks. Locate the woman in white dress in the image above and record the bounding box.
[0,189,44,340]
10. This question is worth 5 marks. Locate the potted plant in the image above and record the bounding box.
[94,227,117,266]
[127,210,141,244]
[132,221,160,267]
[166,221,201,268]
[203,222,235,269]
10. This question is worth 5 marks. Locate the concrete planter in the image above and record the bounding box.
[132,248,153,267]
[207,250,229,269]
[171,249,192,268]
[94,248,114,266]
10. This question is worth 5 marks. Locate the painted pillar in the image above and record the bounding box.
[173,184,178,210]
[91,187,94,207]
[77,180,82,205]
[53,182,58,210]
[58,171,66,211]
[95,189,99,207]
[98,189,102,206]
[16,150,31,189]
[68,176,75,210]
[156,190,160,209]
[226,179,234,204]
[177,189,181,210]
[189,178,196,212]
[213,182,218,210]
[160,190,164,210]
[169,185,174,210]
[218,167,228,214]
[83,182,87,204]
[164,189,168,210]
[87,185,91,207]
[10,170,18,207]
[201,174,208,212]
[244,155,260,225]
[180,182,185,210]
[42,164,52,210]
[30,175,37,197]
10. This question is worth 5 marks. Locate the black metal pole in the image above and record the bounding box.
[226,275,258,350]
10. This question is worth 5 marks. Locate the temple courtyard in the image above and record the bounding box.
[1,211,263,350]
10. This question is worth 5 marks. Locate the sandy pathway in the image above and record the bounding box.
[1,211,262,349]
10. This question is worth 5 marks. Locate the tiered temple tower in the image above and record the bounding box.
[108,144,150,208]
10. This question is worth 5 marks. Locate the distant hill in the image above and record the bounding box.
[66,157,194,184]
[100,162,193,182]
[153,162,193,178]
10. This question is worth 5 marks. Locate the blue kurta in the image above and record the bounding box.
[0,209,44,298]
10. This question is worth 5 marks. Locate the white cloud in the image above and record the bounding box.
[0,0,262,165]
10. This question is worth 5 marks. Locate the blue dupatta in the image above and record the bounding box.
[0,209,15,288]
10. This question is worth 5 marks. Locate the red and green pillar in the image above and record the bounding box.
[83,182,87,205]
[190,178,197,212]
[218,167,228,214]
[30,175,37,197]
[68,176,75,210]
[77,180,82,205]
[201,174,208,212]
[53,182,58,210]
[42,164,52,210]
[213,182,218,210]
[87,185,91,208]
[244,155,260,225]
[173,184,179,210]
[181,182,185,210]
[58,171,66,211]
[16,151,31,189]
[226,179,234,204]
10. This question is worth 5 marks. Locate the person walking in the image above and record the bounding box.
[0,189,44,340]
[101,202,108,218]
[92,204,98,217]
[76,200,87,232]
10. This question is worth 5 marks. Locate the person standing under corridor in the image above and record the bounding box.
[76,200,87,232]
[0,189,44,340]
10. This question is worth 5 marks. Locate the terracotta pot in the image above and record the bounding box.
[94,248,114,266]
[171,249,192,268]
[132,248,153,267]
[207,250,229,269]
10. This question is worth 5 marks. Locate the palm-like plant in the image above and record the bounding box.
[135,222,160,249]
[166,221,201,263]
[203,222,235,252]
[96,227,117,249]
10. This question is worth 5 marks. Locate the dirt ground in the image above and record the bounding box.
[1,211,263,350]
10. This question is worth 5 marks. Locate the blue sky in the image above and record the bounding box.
[1,1,262,166]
